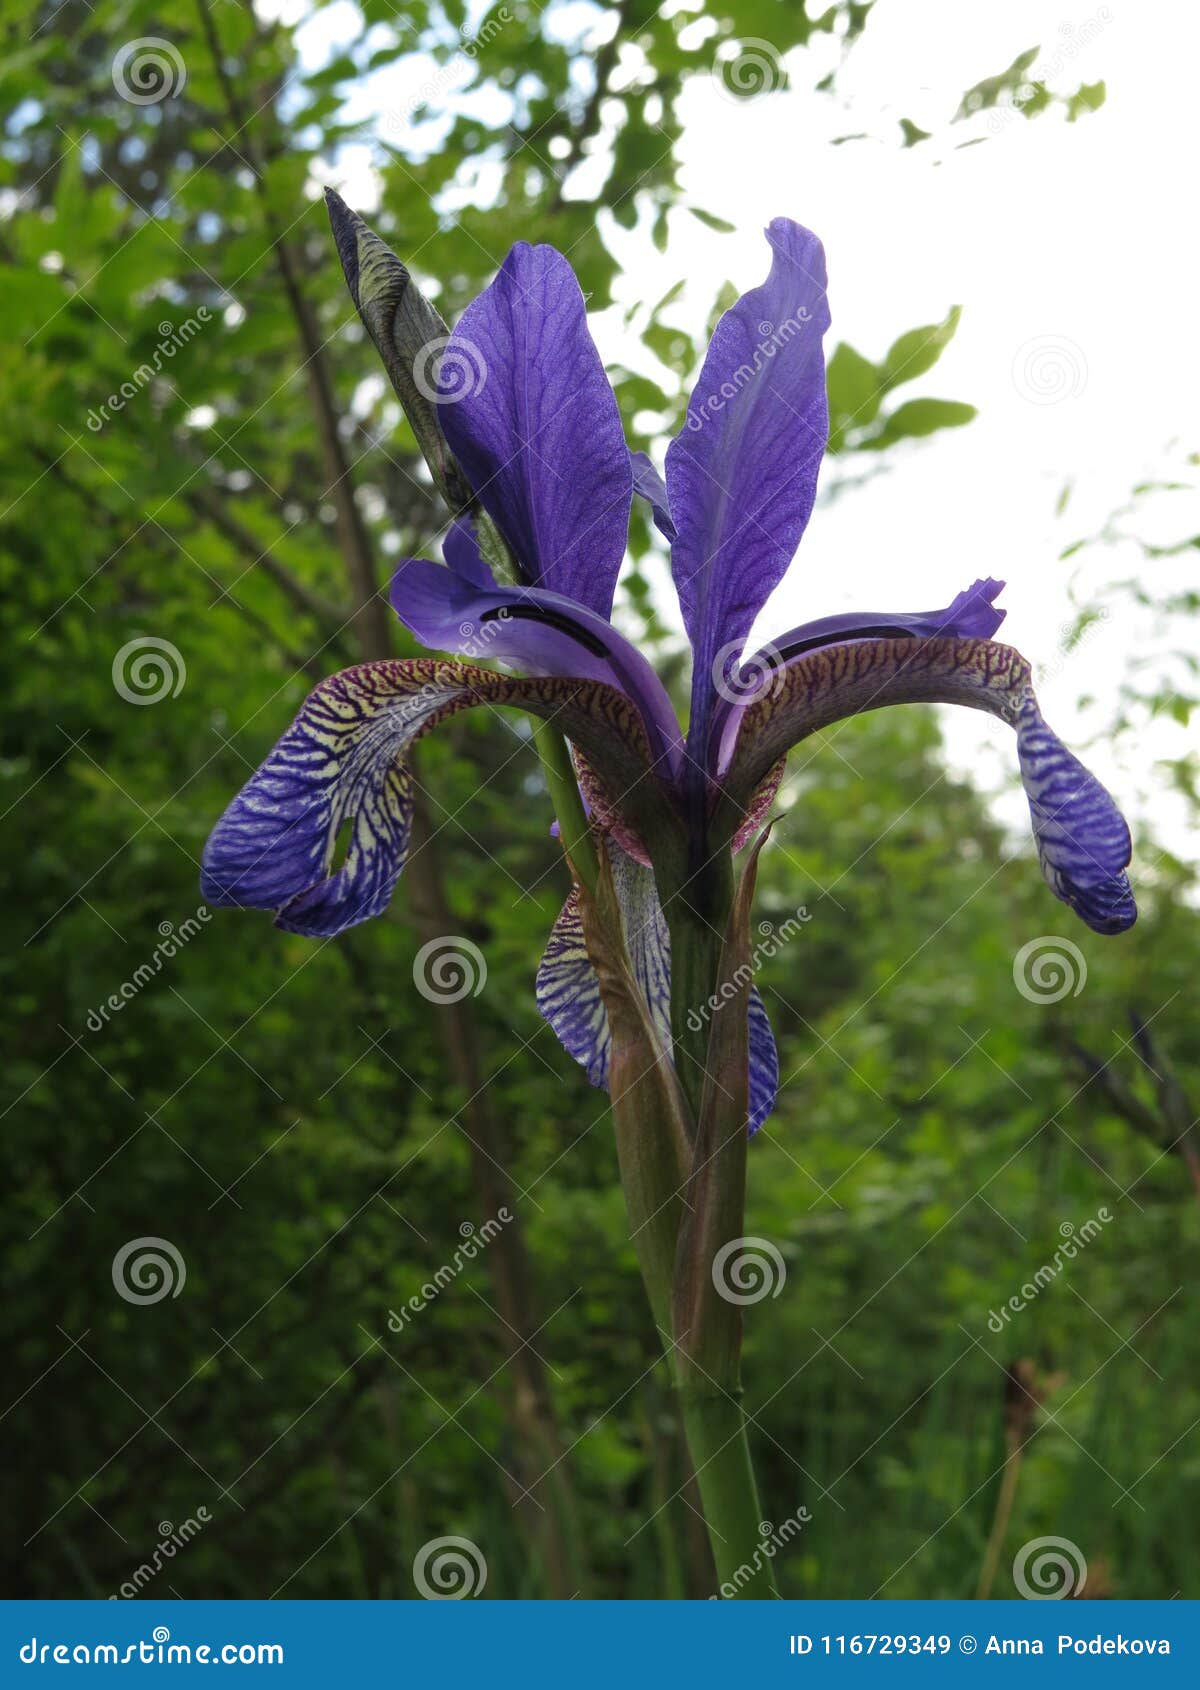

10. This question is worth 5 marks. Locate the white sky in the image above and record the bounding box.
[287,0,1199,848]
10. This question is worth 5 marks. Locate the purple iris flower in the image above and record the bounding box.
[202,194,1136,1135]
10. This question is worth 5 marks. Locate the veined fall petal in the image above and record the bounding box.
[719,635,1134,935]
[536,840,780,1133]
[202,660,667,938]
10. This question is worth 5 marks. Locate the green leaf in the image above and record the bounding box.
[1067,80,1106,121]
[865,397,977,449]
[955,45,1040,118]
[880,306,962,393]
[688,206,736,234]
[827,342,883,439]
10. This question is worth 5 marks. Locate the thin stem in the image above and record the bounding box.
[653,842,779,1596]
[677,1389,778,1598]
[976,1434,1024,1600]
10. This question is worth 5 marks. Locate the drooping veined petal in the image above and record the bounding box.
[719,635,1135,934]
[537,844,672,1088]
[389,557,684,774]
[536,891,611,1088]
[437,243,633,616]
[202,660,666,938]
[666,219,831,757]
[536,841,780,1133]
[709,577,1007,773]
[1014,694,1136,934]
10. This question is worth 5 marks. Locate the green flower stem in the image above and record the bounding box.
[663,847,735,1121]
[531,721,599,897]
[677,1386,778,1599]
[578,806,776,1596]
[655,846,778,1599]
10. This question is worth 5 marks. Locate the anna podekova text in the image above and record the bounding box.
[787,1634,1171,1656]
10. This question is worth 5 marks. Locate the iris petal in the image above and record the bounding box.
[666,218,831,758]
[535,889,612,1088]
[1015,695,1136,935]
[536,844,671,1088]
[720,635,1135,936]
[202,660,666,938]
[768,576,1006,666]
[536,841,780,1133]
[746,987,780,1137]
[200,666,448,937]
[389,557,684,774]
[438,242,633,617]
[711,577,1007,773]
[442,518,497,588]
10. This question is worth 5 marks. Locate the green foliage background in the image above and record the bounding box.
[1,0,1196,1600]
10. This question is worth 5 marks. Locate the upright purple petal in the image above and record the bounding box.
[389,558,684,774]
[666,219,831,756]
[438,243,632,616]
